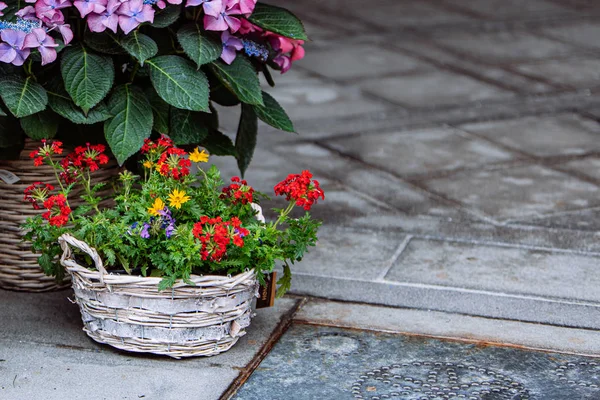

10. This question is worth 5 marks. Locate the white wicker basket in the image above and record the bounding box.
[58,234,259,358]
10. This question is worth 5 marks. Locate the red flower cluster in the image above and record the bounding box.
[57,143,109,183]
[29,140,63,167]
[141,136,174,154]
[192,216,249,261]
[156,147,191,180]
[274,170,325,211]
[41,194,71,227]
[221,176,254,205]
[23,182,54,210]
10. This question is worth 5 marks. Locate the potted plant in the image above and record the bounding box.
[0,0,306,291]
[23,136,324,357]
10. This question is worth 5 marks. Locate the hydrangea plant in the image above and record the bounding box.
[0,0,306,174]
[23,137,324,293]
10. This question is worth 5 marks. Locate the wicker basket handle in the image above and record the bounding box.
[59,233,107,283]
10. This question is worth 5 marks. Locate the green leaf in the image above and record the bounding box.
[176,24,221,68]
[235,104,258,177]
[152,5,181,28]
[200,130,236,157]
[104,85,153,165]
[84,31,126,55]
[252,91,294,132]
[146,55,209,111]
[0,75,48,118]
[61,44,115,113]
[210,57,264,106]
[145,87,170,134]
[169,108,209,145]
[120,31,158,66]
[47,79,111,125]
[248,3,308,40]
[276,263,292,298]
[20,110,59,140]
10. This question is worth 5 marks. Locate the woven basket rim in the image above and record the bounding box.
[58,233,257,287]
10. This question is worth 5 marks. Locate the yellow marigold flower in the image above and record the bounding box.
[148,198,165,216]
[143,160,153,169]
[189,147,209,163]
[168,189,191,209]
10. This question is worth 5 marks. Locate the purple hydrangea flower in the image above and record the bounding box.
[87,0,120,33]
[204,0,241,32]
[0,29,31,66]
[220,30,242,64]
[185,0,221,17]
[34,0,72,21]
[0,2,7,16]
[117,0,155,35]
[23,28,59,65]
[74,0,108,18]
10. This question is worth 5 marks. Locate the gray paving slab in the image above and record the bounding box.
[360,70,514,108]
[432,31,579,63]
[295,298,600,356]
[296,43,434,81]
[385,237,600,303]
[541,22,600,49]
[440,0,577,18]
[0,289,299,399]
[561,156,600,181]
[324,127,517,177]
[425,164,600,221]
[458,114,600,156]
[511,207,600,231]
[232,324,600,400]
[514,57,600,89]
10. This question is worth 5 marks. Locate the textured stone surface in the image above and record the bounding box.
[514,58,600,89]
[434,31,577,63]
[440,0,575,18]
[386,238,600,302]
[233,325,600,400]
[325,127,516,176]
[0,290,299,400]
[426,165,600,221]
[360,70,513,108]
[459,114,600,156]
[542,22,600,49]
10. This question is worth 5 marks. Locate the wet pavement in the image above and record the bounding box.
[234,324,600,400]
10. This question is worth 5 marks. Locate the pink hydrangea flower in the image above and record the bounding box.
[238,18,261,35]
[74,0,108,18]
[0,29,31,66]
[34,0,72,21]
[117,0,154,34]
[220,30,242,64]
[186,0,221,17]
[24,27,59,65]
[204,0,241,32]
[87,0,120,33]
[228,0,255,16]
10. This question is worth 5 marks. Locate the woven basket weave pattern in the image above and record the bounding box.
[0,141,119,292]
[59,234,260,358]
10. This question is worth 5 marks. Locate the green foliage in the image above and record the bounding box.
[0,2,301,171]
[248,3,308,40]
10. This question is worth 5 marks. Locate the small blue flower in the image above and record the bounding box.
[242,39,269,62]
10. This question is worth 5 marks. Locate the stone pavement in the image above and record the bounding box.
[4,0,600,399]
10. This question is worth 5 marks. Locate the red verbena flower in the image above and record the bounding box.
[141,135,174,154]
[23,181,54,210]
[192,216,249,261]
[72,143,110,172]
[274,170,325,211]
[155,147,191,180]
[221,176,254,205]
[29,139,64,167]
[41,194,71,227]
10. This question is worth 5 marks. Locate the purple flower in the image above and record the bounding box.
[140,222,151,239]
[204,0,241,32]
[220,30,242,64]
[185,0,221,17]
[15,6,36,19]
[164,223,175,238]
[87,0,120,33]
[227,0,255,16]
[0,30,31,66]
[0,2,7,16]
[34,0,72,21]
[127,222,139,235]
[117,0,155,34]
[74,0,108,18]
[23,28,59,65]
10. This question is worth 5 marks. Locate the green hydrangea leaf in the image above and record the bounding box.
[248,3,308,40]
[252,91,294,132]
[20,110,59,140]
[235,104,258,177]
[61,44,115,113]
[0,75,48,118]
[177,24,222,68]
[120,31,158,66]
[104,85,153,165]
[169,108,209,145]
[200,130,236,157]
[47,79,111,125]
[152,5,181,28]
[146,55,209,112]
[210,57,263,106]
[145,87,170,134]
